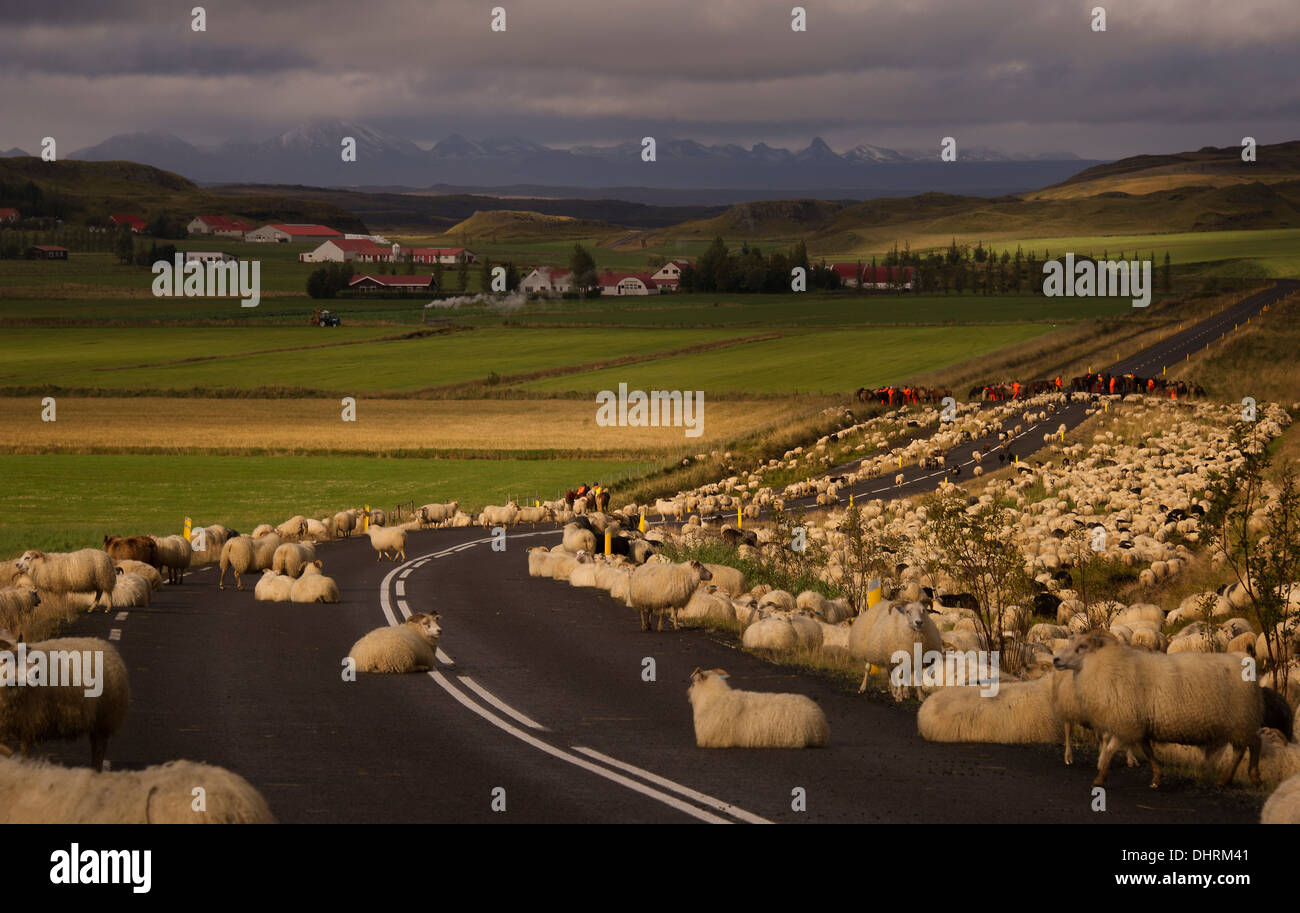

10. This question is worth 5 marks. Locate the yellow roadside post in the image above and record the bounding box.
[639,511,647,533]
[737,506,742,529]
[604,530,612,556]
[183,516,192,539]
[363,505,370,532]
[867,577,881,607]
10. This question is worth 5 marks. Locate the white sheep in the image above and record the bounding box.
[850,600,943,700]
[1262,771,1300,824]
[527,546,555,577]
[742,613,799,651]
[254,570,294,602]
[0,634,129,771]
[348,614,442,674]
[271,542,317,578]
[110,570,151,608]
[625,560,713,631]
[702,563,747,597]
[796,590,852,624]
[917,676,1059,744]
[1052,631,1263,788]
[289,563,339,603]
[680,585,736,623]
[150,534,192,584]
[688,667,828,748]
[113,559,162,591]
[0,750,275,823]
[562,523,597,554]
[15,550,115,611]
[0,587,40,633]
[218,536,262,590]
[365,527,407,563]
[275,515,309,540]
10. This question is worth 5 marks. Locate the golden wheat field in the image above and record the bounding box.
[0,396,815,455]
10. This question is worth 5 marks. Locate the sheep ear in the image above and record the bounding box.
[689,666,704,681]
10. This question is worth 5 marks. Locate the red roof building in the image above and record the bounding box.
[348,274,437,291]
[110,214,146,232]
[830,263,915,289]
[188,215,253,237]
[0,207,19,223]
[408,247,478,264]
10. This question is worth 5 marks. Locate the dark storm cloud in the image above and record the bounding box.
[1,0,1296,158]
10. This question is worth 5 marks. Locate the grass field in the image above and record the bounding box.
[0,452,644,556]
[518,324,1052,395]
[0,396,811,455]
[0,326,758,393]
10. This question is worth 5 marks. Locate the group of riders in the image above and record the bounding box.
[565,483,611,512]
[854,385,951,406]
[969,372,1205,402]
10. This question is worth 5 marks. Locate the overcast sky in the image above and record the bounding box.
[2,0,1297,158]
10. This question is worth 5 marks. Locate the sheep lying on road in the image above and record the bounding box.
[348,614,442,674]
[0,633,129,771]
[0,750,275,823]
[113,560,162,591]
[1052,630,1263,788]
[688,667,829,748]
[254,570,294,602]
[289,563,339,604]
[1262,771,1300,824]
[918,675,1059,745]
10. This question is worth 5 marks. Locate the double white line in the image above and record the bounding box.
[377,534,771,824]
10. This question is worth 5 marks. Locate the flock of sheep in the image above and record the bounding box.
[0,501,457,823]
[520,391,1300,823]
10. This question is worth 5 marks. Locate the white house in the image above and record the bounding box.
[182,251,237,264]
[598,272,658,296]
[408,247,477,265]
[187,216,252,239]
[650,258,691,289]
[520,268,572,293]
[246,223,342,244]
[300,238,391,263]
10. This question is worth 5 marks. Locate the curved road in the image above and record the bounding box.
[45,282,1292,823]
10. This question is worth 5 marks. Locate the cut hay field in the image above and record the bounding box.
[518,324,1052,395]
[0,396,813,456]
[0,452,643,557]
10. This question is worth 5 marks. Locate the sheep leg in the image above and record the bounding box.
[857,663,871,694]
[1219,743,1248,788]
[398,548,406,562]
[1063,724,1073,766]
[671,607,680,631]
[1138,738,1161,789]
[1093,735,1120,787]
[235,569,243,591]
[656,609,665,632]
[91,733,108,772]
[639,609,650,631]
[218,565,227,590]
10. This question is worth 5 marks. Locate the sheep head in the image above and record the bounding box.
[1052,630,1120,670]
[689,560,713,581]
[894,601,930,632]
[14,550,43,572]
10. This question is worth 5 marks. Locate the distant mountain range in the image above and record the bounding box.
[20,121,1100,195]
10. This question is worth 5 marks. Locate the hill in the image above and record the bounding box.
[0,158,367,232]
[434,209,622,242]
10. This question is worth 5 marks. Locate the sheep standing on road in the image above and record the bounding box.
[849,600,943,700]
[626,560,713,631]
[365,527,407,563]
[0,750,276,823]
[150,534,193,584]
[271,543,317,579]
[16,550,115,612]
[687,668,829,748]
[348,614,442,674]
[1052,630,1264,788]
[0,633,129,771]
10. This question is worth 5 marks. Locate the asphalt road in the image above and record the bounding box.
[45,283,1292,823]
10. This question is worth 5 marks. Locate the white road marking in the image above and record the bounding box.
[435,647,455,667]
[573,746,773,824]
[396,599,410,617]
[381,537,769,824]
[459,675,548,730]
[114,612,129,621]
[429,670,731,824]
[395,579,406,596]
[108,629,121,641]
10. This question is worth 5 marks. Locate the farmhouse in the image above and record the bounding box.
[0,207,19,223]
[187,215,252,239]
[182,251,237,264]
[348,274,437,293]
[830,263,915,291]
[408,247,477,265]
[110,214,146,232]
[301,238,391,263]
[246,223,342,244]
[27,245,68,260]
[650,258,691,289]
[520,268,572,294]
[598,272,659,296]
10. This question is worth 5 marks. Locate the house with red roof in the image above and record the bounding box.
[597,272,659,296]
[649,258,691,289]
[245,223,342,243]
[408,247,477,265]
[27,245,68,260]
[301,238,393,263]
[0,207,20,223]
[830,263,914,291]
[110,214,146,232]
[348,274,436,292]
[520,268,572,294]
[187,215,253,239]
